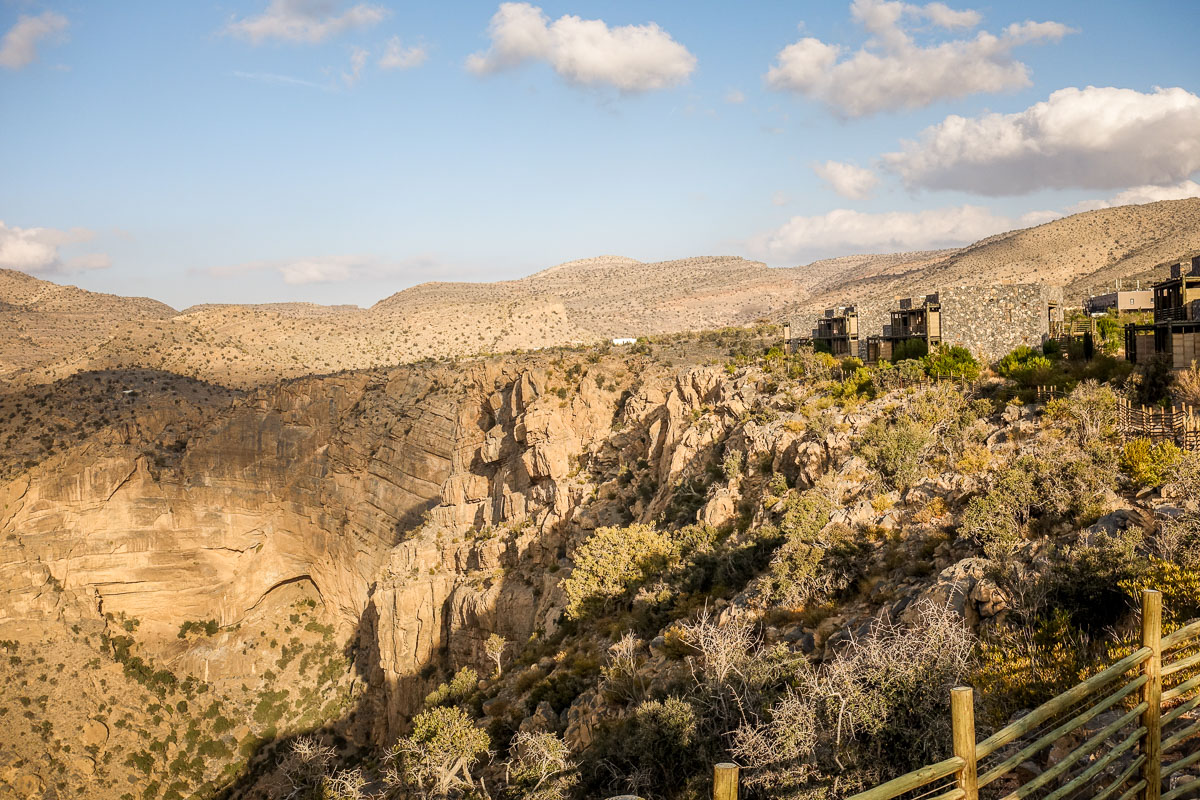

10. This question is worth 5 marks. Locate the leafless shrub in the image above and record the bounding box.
[1175,360,1200,407]
[277,736,370,800]
[505,731,577,800]
[1153,511,1200,569]
[678,610,757,689]
[815,599,974,772]
[730,690,819,790]
[602,632,648,704]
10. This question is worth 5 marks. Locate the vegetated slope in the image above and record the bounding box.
[0,330,763,798]
[5,331,1199,800]
[0,269,176,375]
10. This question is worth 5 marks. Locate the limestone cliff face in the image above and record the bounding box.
[0,355,691,743]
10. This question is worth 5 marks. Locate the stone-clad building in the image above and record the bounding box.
[857,284,1063,363]
[797,283,1063,364]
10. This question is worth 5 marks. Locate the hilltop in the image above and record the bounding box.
[0,199,1197,389]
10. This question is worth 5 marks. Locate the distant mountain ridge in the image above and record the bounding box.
[0,198,1197,388]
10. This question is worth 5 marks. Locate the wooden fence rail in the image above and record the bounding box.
[1117,400,1200,450]
[695,590,1200,800]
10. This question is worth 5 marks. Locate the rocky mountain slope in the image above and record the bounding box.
[4,325,1200,799]
[3,200,1197,391]
[0,333,749,796]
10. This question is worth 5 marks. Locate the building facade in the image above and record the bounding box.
[811,306,859,357]
[1125,258,1200,368]
[1085,289,1154,315]
[865,284,1063,363]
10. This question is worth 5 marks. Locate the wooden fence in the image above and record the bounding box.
[1035,385,1063,402]
[696,590,1200,800]
[1118,400,1200,450]
[1029,393,1200,450]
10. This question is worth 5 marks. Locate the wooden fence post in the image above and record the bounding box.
[951,687,978,800]
[713,763,739,800]
[1142,589,1162,800]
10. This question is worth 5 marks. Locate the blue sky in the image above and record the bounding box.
[1,1,1199,309]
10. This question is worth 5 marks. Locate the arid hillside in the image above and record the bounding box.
[1,199,1197,390]
[790,198,1200,322]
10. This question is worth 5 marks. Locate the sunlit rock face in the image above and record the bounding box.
[0,357,630,742]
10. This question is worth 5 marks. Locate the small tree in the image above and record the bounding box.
[484,633,508,677]
[385,706,491,799]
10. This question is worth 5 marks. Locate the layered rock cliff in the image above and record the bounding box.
[0,341,746,794]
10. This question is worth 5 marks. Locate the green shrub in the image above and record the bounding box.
[721,450,743,482]
[562,524,673,620]
[778,492,833,542]
[1042,381,1118,447]
[831,367,875,401]
[997,346,1053,384]
[425,667,479,708]
[857,417,931,490]
[892,338,928,362]
[924,345,980,380]
[963,449,1118,558]
[589,697,702,798]
[390,706,491,798]
[1096,316,1124,354]
[873,359,927,391]
[1120,438,1182,487]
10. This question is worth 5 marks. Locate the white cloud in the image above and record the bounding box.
[0,221,108,274]
[466,2,696,92]
[0,11,68,70]
[883,86,1200,195]
[226,0,386,44]
[1070,180,1200,213]
[813,160,879,199]
[208,255,440,285]
[724,89,745,104]
[343,45,368,86]
[379,36,427,70]
[771,191,789,207]
[766,0,1070,117]
[747,204,1018,263]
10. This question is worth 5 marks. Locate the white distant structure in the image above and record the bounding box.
[612,337,637,345]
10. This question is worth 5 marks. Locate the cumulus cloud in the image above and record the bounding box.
[0,11,68,69]
[813,160,880,199]
[0,221,109,275]
[379,36,427,70]
[883,86,1200,195]
[1067,180,1200,213]
[226,0,386,44]
[208,255,441,285]
[766,0,1070,117]
[466,2,696,92]
[746,205,1020,263]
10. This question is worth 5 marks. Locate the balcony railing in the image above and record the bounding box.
[1155,306,1187,323]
